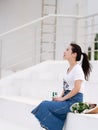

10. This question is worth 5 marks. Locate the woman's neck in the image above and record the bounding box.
[67,60,77,73]
[69,60,77,68]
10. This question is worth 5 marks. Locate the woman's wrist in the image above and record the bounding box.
[62,96,67,101]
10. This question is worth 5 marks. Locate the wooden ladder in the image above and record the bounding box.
[40,0,57,62]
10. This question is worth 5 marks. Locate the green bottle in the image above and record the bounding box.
[52,92,58,98]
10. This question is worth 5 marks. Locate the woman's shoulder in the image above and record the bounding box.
[74,64,84,80]
[75,64,82,69]
[74,64,83,72]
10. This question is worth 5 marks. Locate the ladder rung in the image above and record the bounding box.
[41,32,56,34]
[41,41,49,44]
[40,59,46,62]
[40,50,55,53]
[48,50,55,53]
[41,50,55,53]
[41,41,56,44]
[40,50,46,53]
[42,13,49,16]
[42,23,56,26]
[42,13,56,16]
[44,4,56,7]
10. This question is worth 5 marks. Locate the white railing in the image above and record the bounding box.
[0,13,98,78]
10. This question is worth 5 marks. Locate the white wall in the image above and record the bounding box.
[0,0,42,34]
[87,0,98,15]
[0,0,87,76]
[56,0,87,60]
[0,0,42,72]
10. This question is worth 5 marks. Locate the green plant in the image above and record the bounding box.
[88,46,91,60]
[71,102,97,113]
[88,33,98,60]
[94,33,98,60]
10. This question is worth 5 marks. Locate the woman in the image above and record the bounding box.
[31,43,92,130]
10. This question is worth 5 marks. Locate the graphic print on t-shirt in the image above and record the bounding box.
[63,78,69,91]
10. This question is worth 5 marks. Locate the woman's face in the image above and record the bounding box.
[63,45,73,60]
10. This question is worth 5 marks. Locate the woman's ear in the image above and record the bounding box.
[72,52,77,59]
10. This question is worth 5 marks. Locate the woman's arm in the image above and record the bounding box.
[61,90,65,97]
[53,80,83,101]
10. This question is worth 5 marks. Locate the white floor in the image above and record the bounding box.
[0,114,44,130]
[0,118,30,130]
[0,97,45,130]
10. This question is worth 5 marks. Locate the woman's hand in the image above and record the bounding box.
[53,97,64,101]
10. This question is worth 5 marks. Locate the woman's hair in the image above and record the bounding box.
[70,43,92,80]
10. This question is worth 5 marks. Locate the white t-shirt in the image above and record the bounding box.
[63,64,84,93]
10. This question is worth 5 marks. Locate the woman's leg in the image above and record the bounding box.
[31,100,70,130]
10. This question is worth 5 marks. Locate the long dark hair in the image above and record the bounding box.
[70,43,92,80]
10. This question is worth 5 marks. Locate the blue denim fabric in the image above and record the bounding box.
[31,90,83,130]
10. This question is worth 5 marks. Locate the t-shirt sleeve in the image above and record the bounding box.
[74,67,84,81]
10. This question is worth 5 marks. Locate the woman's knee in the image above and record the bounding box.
[40,100,49,107]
